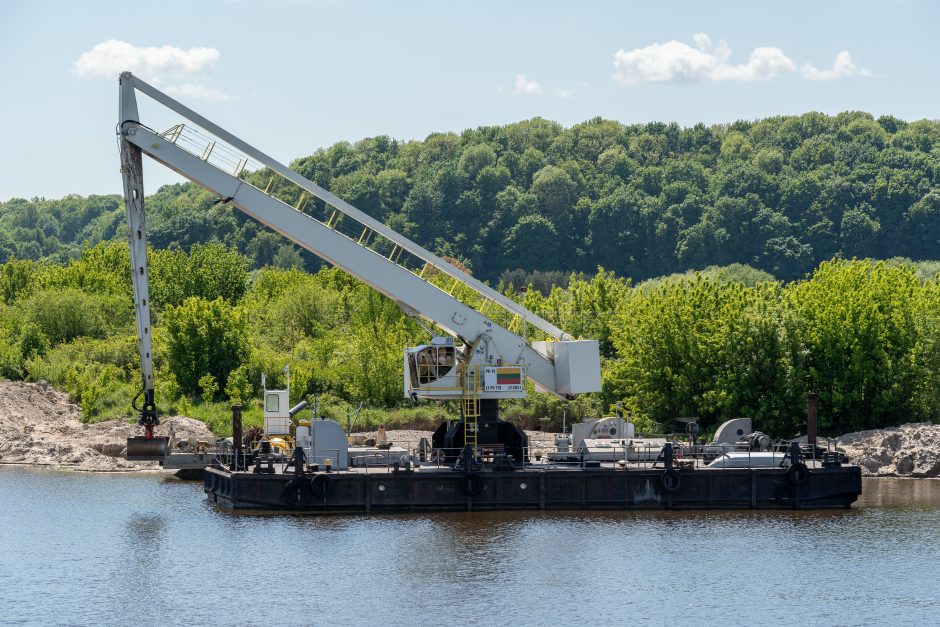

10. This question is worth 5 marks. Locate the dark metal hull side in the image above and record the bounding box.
[204,466,862,513]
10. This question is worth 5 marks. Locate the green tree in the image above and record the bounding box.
[20,288,118,345]
[502,215,562,271]
[151,243,248,308]
[0,258,35,304]
[199,373,219,404]
[458,143,497,178]
[164,296,250,396]
[530,165,577,228]
[789,260,923,433]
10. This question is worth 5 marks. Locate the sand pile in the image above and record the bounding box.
[838,423,940,477]
[0,381,214,472]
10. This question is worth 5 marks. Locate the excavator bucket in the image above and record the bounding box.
[126,436,169,461]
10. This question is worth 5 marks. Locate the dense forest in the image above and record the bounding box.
[1,111,940,437]
[2,111,939,283]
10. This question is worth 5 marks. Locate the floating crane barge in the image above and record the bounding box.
[116,72,861,512]
[204,463,861,512]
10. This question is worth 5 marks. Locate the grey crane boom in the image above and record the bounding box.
[117,72,601,459]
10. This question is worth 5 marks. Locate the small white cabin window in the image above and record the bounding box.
[265,393,279,413]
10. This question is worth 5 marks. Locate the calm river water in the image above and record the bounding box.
[0,470,937,626]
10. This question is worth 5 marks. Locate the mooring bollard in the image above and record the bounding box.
[231,404,243,471]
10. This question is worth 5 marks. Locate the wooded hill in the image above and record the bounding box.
[2,110,939,283]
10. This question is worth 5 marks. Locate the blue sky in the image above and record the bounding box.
[1,0,937,200]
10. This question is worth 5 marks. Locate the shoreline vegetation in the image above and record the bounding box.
[3,246,940,441]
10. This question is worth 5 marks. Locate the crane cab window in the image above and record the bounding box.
[408,353,420,388]
[265,393,280,413]
[411,345,456,385]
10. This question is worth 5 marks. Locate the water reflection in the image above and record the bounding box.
[109,513,169,613]
[1,470,938,626]
[857,477,940,508]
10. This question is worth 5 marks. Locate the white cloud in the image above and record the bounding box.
[613,34,796,83]
[613,40,717,83]
[74,40,229,100]
[801,51,871,81]
[74,40,219,80]
[514,73,543,95]
[709,47,795,80]
[509,74,571,98]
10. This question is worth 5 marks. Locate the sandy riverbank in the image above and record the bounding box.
[0,381,214,472]
[836,423,940,477]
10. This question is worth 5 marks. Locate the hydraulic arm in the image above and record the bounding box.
[119,90,167,460]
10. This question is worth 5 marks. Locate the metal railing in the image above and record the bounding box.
[212,437,828,475]
[155,122,557,341]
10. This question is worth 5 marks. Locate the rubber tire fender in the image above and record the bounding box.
[282,478,312,509]
[787,462,809,487]
[461,473,485,497]
[660,469,681,494]
[310,473,334,499]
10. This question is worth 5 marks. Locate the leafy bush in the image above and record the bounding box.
[265,282,340,347]
[224,365,252,404]
[199,373,219,404]
[37,241,129,294]
[0,258,36,304]
[17,323,49,361]
[150,243,249,308]
[64,362,127,420]
[164,296,250,396]
[20,288,112,345]
[0,325,23,379]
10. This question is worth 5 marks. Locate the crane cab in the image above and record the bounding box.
[406,337,457,392]
[404,337,527,400]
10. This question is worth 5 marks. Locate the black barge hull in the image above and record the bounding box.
[204,466,862,513]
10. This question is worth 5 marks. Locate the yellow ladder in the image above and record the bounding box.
[462,365,479,453]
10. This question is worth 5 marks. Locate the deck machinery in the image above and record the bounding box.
[118,72,601,463]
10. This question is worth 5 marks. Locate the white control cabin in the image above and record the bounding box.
[263,388,291,436]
